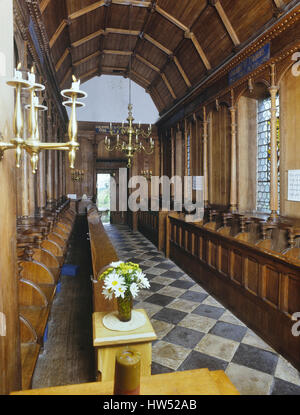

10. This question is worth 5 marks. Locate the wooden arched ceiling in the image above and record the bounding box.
[38,0,294,113]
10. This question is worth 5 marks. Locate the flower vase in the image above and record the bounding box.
[117,292,133,322]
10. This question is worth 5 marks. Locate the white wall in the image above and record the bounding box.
[68,75,159,124]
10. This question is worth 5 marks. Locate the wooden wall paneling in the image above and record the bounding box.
[168,216,300,370]
[0,0,21,394]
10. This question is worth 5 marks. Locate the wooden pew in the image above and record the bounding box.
[87,206,118,313]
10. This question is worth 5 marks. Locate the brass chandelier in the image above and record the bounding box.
[104,5,154,168]
[104,104,154,168]
[0,64,87,173]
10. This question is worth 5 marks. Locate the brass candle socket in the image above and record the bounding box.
[2,67,87,174]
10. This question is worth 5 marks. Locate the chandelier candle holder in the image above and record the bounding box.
[141,169,152,181]
[0,65,87,173]
[71,169,85,182]
[104,104,154,168]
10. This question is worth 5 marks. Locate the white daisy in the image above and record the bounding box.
[114,285,126,298]
[110,261,124,268]
[104,273,126,294]
[136,272,150,289]
[130,282,140,298]
[102,287,114,300]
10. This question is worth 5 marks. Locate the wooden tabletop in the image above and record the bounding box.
[93,309,157,347]
[11,368,240,395]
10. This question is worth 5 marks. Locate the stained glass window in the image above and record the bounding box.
[256,95,280,212]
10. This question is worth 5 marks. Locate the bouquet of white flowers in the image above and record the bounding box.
[98,261,150,300]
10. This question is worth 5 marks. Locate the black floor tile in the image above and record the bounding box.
[154,262,175,270]
[160,270,185,279]
[163,326,205,349]
[178,350,228,372]
[271,378,300,395]
[232,343,279,375]
[192,304,225,320]
[210,321,247,343]
[146,282,165,292]
[146,293,174,307]
[170,280,195,290]
[152,308,187,325]
[180,291,208,303]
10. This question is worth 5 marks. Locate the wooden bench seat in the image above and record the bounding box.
[21,343,41,390]
[19,306,50,344]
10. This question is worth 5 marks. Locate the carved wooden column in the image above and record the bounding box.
[268,64,279,221]
[203,107,209,208]
[37,149,46,215]
[229,93,238,213]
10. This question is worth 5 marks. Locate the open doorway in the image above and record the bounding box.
[97,174,111,223]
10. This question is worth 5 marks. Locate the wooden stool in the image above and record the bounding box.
[92,309,157,382]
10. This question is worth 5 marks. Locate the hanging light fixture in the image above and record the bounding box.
[104,5,154,168]
[0,65,87,173]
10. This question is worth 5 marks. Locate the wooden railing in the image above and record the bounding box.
[166,213,300,371]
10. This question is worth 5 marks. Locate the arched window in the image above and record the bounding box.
[256,94,280,212]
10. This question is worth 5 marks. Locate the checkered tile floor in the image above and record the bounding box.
[104,223,300,396]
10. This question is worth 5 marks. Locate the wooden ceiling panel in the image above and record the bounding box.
[146,13,183,53]
[51,28,70,66]
[192,5,233,69]
[42,0,67,39]
[71,37,101,62]
[158,0,207,29]
[176,38,206,86]
[57,53,72,81]
[135,38,168,69]
[220,0,274,44]
[164,61,188,99]
[68,6,105,43]
[155,77,173,108]
[101,53,130,69]
[66,0,104,17]
[75,59,99,79]
[109,3,147,31]
[131,58,157,84]
[103,33,134,51]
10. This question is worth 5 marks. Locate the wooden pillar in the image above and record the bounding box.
[269,64,279,221]
[0,0,22,394]
[93,138,98,200]
[229,97,238,212]
[203,107,209,208]
[46,112,55,209]
[37,150,46,215]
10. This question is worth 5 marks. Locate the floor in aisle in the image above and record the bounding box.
[32,216,95,389]
[105,223,300,396]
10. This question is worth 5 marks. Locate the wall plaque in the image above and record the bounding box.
[288,170,300,202]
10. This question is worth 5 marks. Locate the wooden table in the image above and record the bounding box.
[11,368,240,395]
[93,309,157,382]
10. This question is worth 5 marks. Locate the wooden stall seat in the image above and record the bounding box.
[32,248,60,282]
[16,200,76,390]
[166,212,300,371]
